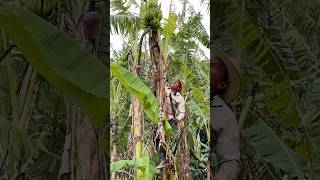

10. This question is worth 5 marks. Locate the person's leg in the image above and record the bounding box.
[155,120,178,166]
[154,126,167,164]
[156,139,166,160]
[169,120,181,155]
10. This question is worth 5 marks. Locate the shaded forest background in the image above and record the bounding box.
[0,0,319,179]
[213,0,320,179]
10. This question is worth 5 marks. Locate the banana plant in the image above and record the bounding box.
[0,2,108,125]
[213,0,320,178]
[110,0,210,178]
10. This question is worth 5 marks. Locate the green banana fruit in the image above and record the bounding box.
[25,0,56,19]
[141,0,162,30]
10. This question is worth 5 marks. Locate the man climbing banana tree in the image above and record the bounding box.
[156,79,186,168]
[141,0,189,178]
[110,0,209,179]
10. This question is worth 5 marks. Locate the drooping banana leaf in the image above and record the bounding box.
[186,100,205,118]
[0,2,108,125]
[0,79,9,98]
[242,120,308,178]
[213,0,302,128]
[310,113,320,140]
[111,63,175,134]
[110,63,158,123]
[308,78,320,110]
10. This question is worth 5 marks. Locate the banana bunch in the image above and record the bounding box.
[141,0,162,30]
[25,0,56,19]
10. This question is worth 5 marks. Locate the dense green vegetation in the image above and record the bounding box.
[1,0,318,179]
[110,0,210,179]
[213,0,320,179]
[0,0,109,179]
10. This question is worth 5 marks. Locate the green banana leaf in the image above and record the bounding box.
[0,83,8,98]
[309,112,320,145]
[214,1,301,128]
[137,149,156,180]
[186,100,205,118]
[110,63,158,124]
[242,120,308,178]
[110,150,156,180]
[110,63,173,134]
[110,160,143,172]
[0,3,108,125]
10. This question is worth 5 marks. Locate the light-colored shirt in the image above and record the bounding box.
[211,95,241,180]
[165,86,186,121]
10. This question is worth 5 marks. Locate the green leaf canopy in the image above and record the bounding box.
[0,3,108,125]
[110,63,158,123]
[242,120,308,178]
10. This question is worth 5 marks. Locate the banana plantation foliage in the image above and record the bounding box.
[110,0,210,179]
[0,0,319,179]
[0,0,109,179]
[212,0,320,179]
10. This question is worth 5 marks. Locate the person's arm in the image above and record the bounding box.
[215,115,241,180]
[175,95,186,122]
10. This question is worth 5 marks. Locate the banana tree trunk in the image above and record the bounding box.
[177,121,191,179]
[149,29,169,178]
[70,107,102,180]
[64,1,104,178]
[110,114,118,180]
[132,67,144,178]
[149,29,167,128]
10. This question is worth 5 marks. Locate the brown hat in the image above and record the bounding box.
[212,46,241,103]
